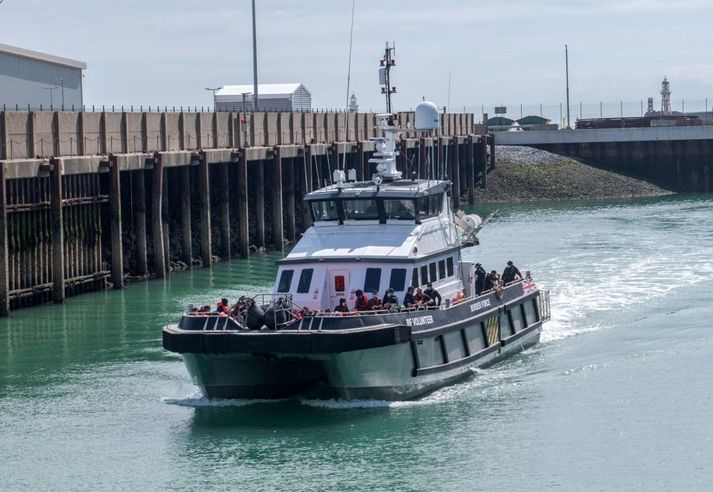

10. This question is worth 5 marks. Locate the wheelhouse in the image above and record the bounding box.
[305,179,449,225]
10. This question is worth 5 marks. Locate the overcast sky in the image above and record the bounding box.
[3,0,713,115]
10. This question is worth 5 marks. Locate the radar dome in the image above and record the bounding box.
[415,101,440,130]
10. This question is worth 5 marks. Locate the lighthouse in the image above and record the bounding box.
[660,77,671,115]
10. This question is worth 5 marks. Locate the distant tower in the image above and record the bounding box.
[647,97,654,115]
[660,77,671,115]
[349,93,358,112]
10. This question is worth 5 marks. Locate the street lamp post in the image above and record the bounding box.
[204,87,222,111]
[241,92,252,144]
[60,78,65,110]
[251,0,259,112]
[565,44,571,129]
[42,86,58,108]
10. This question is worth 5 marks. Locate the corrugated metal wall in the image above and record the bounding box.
[291,86,311,111]
[0,52,83,110]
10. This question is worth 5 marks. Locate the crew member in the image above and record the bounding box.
[423,283,442,306]
[474,263,487,296]
[484,270,500,292]
[501,261,522,285]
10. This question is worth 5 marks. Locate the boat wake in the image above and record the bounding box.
[536,248,713,344]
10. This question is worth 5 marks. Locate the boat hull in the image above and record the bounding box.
[166,285,546,400]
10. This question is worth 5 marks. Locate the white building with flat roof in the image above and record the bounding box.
[0,43,86,110]
[215,83,311,112]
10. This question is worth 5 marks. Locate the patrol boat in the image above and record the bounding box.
[162,54,550,401]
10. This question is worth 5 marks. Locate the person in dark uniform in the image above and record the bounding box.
[474,263,487,296]
[403,286,416,308]
[484,270,499,292]
[423,283,442,306]
[501,261,522,285]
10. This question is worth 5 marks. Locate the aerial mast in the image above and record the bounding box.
[379,42,397,113]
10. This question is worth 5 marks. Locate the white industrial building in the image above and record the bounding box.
[0,42,86,110]
[214,83,311,112]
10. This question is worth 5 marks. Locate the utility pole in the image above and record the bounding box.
[251,0,259,112]
[42,86,58,108]
[565,44,571,129]
[204,87,222,111]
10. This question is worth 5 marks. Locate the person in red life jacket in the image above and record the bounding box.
[354,289,369,311]
[215,298,230,316]
[414,287,425,306]
[335,298,350,313]
[453,289,466,304]
[367,290,382,310]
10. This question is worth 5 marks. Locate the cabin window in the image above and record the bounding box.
[334,275,346,293]
[420,265,429,285]
[447,257,454,277]
[438,260,446,280]
[296,268,313,294]
[311,201,339,221]
[384,199,416,220]
[343,199,380,220]
[364,268,381,294]
[429,262,437,282]
[277,269,294,293]
[411,268,419,288]
[389,268,407,292]
[417,194,442,220]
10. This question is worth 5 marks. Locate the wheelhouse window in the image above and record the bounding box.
[420,265,429,285]
[389,268,407,292]
[411,268,419,288]
[429,262,437,282]
[384,199,416,220]
[277,269,294,293]
[438,260,446,280]
[343,199,380,220]
[364,268,381,294]
[311,201,339,221]
[447,257,454,277]
[296,268,314,294]
[417,194,443,220]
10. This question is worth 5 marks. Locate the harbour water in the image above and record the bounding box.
[1,195,712,490]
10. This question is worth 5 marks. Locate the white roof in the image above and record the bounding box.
[0,42,86,70]
[215,83,307,97]
[283,220,459,263]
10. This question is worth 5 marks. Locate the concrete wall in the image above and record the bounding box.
[1,110,480,160]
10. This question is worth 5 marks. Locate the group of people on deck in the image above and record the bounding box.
[474,261,522,296]
[198,261,525,320]
[333,283,443,313]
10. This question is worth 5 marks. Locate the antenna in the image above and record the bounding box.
[341,0,356,172]
[379,42,397,113]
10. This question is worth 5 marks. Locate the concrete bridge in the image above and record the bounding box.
[494,126,713,192]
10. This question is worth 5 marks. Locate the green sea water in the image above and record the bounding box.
[1,195,712,491]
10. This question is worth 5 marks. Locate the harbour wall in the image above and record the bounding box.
[0,110,493,314]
